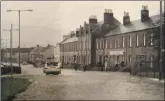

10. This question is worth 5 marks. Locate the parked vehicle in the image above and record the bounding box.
[43,62,61,75]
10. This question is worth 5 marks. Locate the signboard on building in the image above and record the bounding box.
[109,50,124,55]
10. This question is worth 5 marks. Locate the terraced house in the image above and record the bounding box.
[60,5,164,72]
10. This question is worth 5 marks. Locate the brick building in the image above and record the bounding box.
[59,5,164,71]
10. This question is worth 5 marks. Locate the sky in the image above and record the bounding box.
[1,1,164,48]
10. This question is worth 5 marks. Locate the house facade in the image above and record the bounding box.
[59,5,164,72]
[30,44,55,62]
[42,44,55,62]
[30,45,44,62]
[60,32,78,64]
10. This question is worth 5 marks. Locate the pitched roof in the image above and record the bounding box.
[31,46,44,53]
[60,17,121,44]
[42,45,54,52]
[105,14,164,36]
[62,34,78,44]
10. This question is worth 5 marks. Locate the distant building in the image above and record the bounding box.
[30,45,44,62]
[4,47,34,63]
[30,44,55,62]
[42,44,55,62]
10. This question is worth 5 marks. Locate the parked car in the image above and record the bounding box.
[43,62,61,75]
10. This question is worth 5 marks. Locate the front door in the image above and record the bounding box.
[136,55,146,72]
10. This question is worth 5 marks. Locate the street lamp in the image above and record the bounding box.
[7,9,33,68]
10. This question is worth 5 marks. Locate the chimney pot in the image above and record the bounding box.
[104,9,113,24]
[141,5,149,22]
[89,15,97,24]
[123,11,130,25]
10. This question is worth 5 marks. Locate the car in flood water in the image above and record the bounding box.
[43,62,61,75]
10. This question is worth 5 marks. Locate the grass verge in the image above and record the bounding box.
[1,77,32,101]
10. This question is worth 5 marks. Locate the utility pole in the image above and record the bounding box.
[159,1,163,80]
[80,25,82,66]
[10,24,13,76]
[6,39,7,62]
[85,22,88,66]
[1,25,18,76]
[7,9,33,68]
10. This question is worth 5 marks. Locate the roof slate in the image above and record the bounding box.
[62,35,78,44]
[105,14,163,36]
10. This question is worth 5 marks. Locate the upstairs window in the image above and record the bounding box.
[100,39,102,49]
[122,36,124,47]
[96,40,99,49]
[136,34,139,47]
[102,39,104,49]
[144,33,146,46]
[115,40,117,48]
[105,40,108,49]
[151,33,154,46]
[129,35,132,47]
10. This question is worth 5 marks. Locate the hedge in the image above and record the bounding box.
[1,66,21,75]
[1,77,32,101]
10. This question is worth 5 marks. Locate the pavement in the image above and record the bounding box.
[12,65,165,100]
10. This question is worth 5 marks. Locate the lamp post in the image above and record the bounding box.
[7,9,33,68]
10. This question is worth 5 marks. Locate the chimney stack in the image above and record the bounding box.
[89,15,97,24]
[76,28,80,37]
[123,12,130,25]
[70,31,75,37]
[63,35,68,40]
[104,9,114,25]
[141,5,149,22]
[47,44,50,47]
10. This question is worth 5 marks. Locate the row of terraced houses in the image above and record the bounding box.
[59,5,164,73]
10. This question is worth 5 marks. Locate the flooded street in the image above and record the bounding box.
[14,67,164,100]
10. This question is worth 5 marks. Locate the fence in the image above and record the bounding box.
[1,65,21,75]
[135,61,164,79]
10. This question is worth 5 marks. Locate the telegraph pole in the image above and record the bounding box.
[10,24,13,76]
[1,25,18,76]
[80,25,82,66]
[159,1,163,80]
[6,39,7,62]
[7,9,33,68]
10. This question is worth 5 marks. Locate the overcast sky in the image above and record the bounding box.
[1,1,164,48]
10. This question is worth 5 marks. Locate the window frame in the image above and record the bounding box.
[122,36,124,48]
[150,32,154,46]
[136,34,139,47]
[144,33,146,46]
[129,35,132,47]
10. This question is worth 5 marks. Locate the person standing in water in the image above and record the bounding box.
[104,59,108,71]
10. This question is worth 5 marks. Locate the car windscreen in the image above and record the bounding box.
[47,62,58,66]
